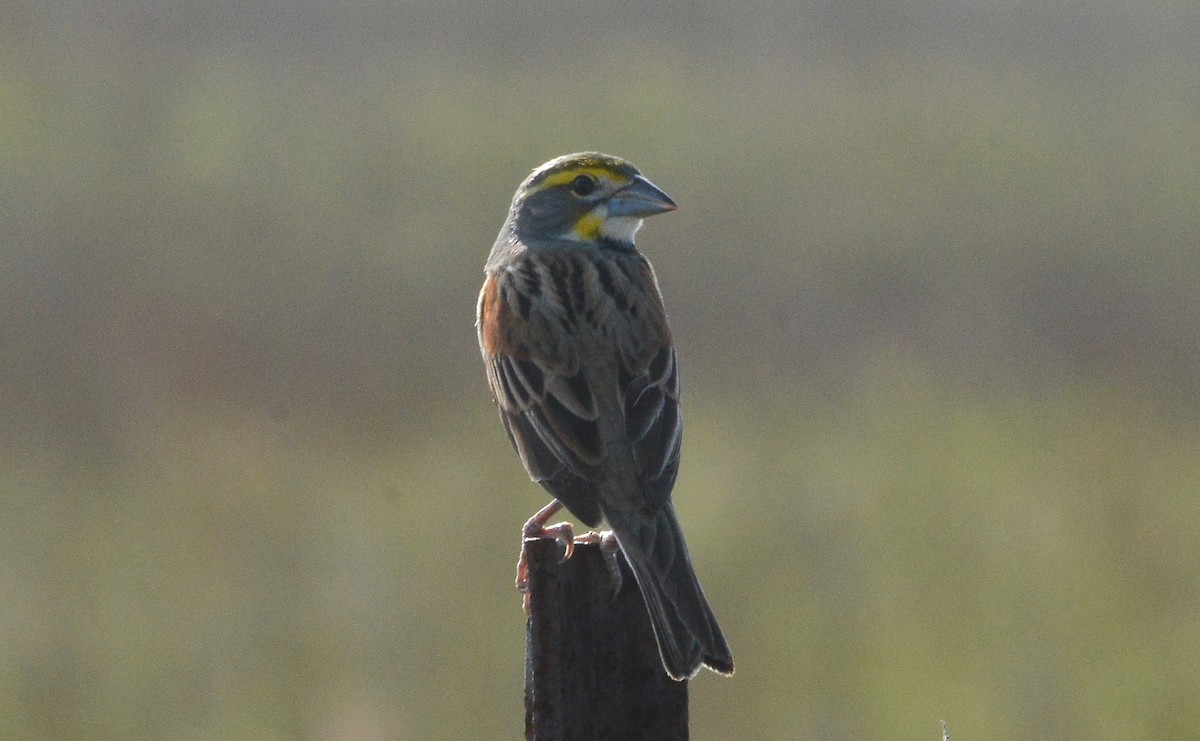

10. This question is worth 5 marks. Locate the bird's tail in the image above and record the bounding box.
[607,501,734,680]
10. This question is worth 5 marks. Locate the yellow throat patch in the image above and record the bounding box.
[569,211,604,241]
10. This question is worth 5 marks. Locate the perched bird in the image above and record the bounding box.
[476,152,734,680]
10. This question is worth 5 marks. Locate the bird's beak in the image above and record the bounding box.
[608,175,677,217]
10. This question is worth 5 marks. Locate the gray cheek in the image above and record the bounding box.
[519,191,579,238]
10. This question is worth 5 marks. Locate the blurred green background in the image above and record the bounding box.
[3,1,1198,738]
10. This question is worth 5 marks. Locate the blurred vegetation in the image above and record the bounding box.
[2,1,1198,738]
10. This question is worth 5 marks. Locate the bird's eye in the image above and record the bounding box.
[569,174,598,197]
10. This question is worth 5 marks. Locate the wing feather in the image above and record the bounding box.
[479,270,605,524]
[480,251,683,521]
[623,344,682,511]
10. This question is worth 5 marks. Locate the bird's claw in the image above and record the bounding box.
[517,500,576,602]
[574,530,623,598]
[516,503,624,616]
[528,521,576,562]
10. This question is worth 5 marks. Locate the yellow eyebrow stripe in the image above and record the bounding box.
[536,167,628,190]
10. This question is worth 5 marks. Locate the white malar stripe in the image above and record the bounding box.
[600,215,644,245]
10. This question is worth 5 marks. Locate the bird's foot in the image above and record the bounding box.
[573,530,623,598]
[516,500,575,602]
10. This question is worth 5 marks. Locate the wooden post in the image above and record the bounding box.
[524,538,688,740]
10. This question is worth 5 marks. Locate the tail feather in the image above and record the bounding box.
[607,502,734,680]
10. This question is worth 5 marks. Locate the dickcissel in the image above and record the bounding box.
[476,152,733,680]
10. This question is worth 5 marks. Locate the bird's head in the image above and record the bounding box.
[507,152,676,249]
